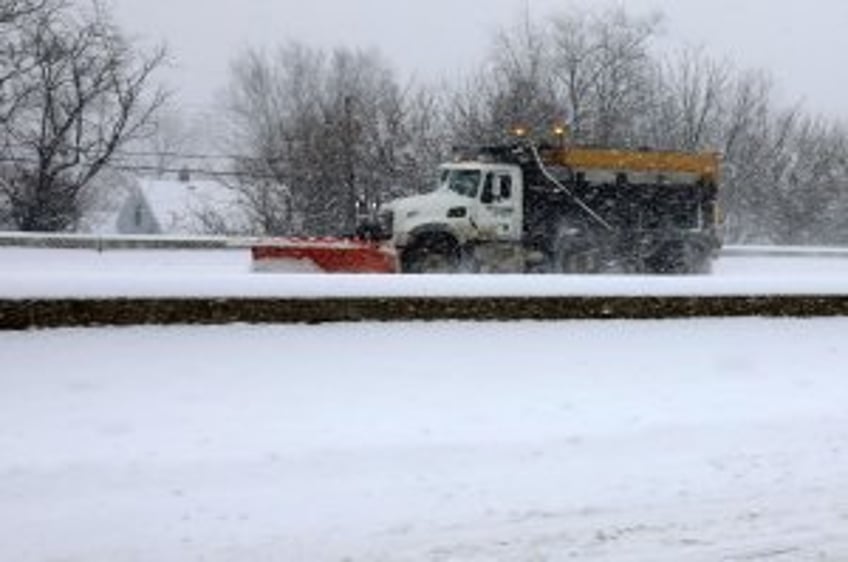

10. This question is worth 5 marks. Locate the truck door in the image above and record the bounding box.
[475,170,521,241]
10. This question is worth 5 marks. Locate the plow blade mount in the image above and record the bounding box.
[252,238,398,274]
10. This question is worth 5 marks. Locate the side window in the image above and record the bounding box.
[499,175,512,200]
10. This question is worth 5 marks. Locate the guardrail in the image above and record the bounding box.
[3,232,848,258]
[0,232,259,250]
[721,245,848,258]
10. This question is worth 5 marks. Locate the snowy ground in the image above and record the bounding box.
[2,247,848,298]
[3,320,848,561]
[3,247,848,560]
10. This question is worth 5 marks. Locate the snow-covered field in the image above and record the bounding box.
[3,320,848,561]
[2,246,848,298]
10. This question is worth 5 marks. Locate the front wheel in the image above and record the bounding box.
[401,236,461,274]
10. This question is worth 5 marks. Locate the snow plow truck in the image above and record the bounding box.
[253,141,721,274]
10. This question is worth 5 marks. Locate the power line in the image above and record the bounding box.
[1,146,280,162]
[0,155,284,181]
[110,149,281,162]
[108,163,282,180]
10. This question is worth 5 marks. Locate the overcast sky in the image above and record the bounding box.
[114,0,848,121]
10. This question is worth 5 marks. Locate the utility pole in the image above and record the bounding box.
[343,95,357,233]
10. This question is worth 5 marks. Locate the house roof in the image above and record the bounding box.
[76,171,137,235]
[137,178,249,234]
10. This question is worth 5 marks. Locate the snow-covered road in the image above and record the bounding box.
[2,246,848,298]
[3,320,848,561]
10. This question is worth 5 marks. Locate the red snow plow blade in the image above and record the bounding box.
[252,238,398,274]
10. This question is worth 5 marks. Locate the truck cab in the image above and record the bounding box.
[381,161,525,272]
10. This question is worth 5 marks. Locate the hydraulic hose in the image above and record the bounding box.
[528,143,614,232]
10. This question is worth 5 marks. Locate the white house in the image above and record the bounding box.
[80,175,252,236]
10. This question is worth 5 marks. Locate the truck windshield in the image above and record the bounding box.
[439,169,481,198]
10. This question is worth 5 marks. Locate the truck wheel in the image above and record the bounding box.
[644,243,682,274]
[645,242,709,274]
[689,253,714,275]
[553,232,602,274]
[560,250,600,273]
[401,235,461,274]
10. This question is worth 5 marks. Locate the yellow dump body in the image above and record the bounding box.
[541,147,720,185]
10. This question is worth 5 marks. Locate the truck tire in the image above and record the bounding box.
[552,230,602,274]
[645,241,711,275]
[401,234,461,274]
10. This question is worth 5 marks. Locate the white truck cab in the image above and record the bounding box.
[383,162,523,271]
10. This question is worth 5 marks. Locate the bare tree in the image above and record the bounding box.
[714,72,789,243]
[447,6,660,147]
[0,0,167,231]
[0,0,55,129]
[447,14,561,146]
[395,86,448,195]
[640,48,730,151]
[0,0,49,21]
[550,6,661,145]
[444,74,495,147]
[224,43,442,236]
[489,15,561,140]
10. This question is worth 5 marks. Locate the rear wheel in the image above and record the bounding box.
[552,230,603,274]
[644,241,712,275]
